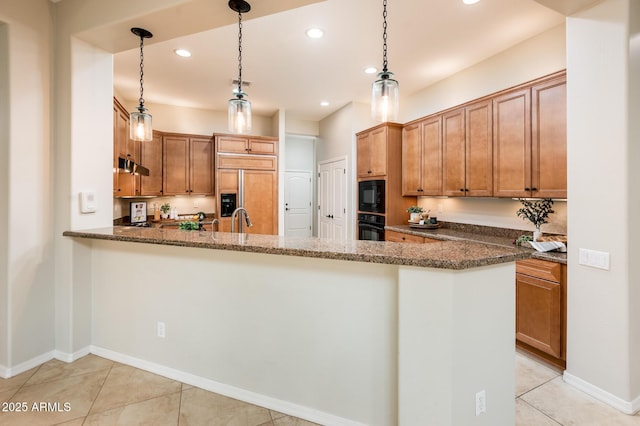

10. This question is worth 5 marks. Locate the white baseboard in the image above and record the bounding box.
[54,346,91,363]
[90,345,367,426]
[0,346,93,379]
[563,371,640,415]
[0,350,55,379]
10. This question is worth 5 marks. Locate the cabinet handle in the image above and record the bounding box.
[531,187,538,191]
[417,188,423,192]
[368,170,372,174]
[524,187,530,191]
[465,188,469,192]
[402,237,406,240]
[460,188,465,192]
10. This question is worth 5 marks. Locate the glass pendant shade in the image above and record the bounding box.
[228,95,252,134]
[371,71,399,122]
[130,108,153,141]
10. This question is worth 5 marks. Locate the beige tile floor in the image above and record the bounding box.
[0,352,638,425]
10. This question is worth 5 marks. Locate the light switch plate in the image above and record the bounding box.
[79,191,97,214]
[579,248,610,270]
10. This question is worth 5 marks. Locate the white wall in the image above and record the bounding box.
[118,98,275,137]
[0,0,55,372]
[0,21,9,370]
[91,240,398,426]
[564,0,640,412]
[402,23,567,123]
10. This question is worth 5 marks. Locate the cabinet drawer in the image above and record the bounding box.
[516,258,562,283]
[217,154,276,170]
[386,230,439,244]
[386,231,424,243]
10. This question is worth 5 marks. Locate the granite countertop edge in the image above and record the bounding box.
[385,224,567,265]
[63,227,531,270]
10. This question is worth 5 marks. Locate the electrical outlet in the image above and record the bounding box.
[193,200,199,208]
[438,203,443,213]
[157,321,166,338]
[578,248,610,270]
[475,390,486,416]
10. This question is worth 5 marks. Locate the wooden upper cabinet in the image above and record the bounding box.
[190,137,214,195]
[402,116,442,196]
[216,135,278,155]
[465,99,493,196]
[442,108,466,196]
[163,134,214,196]
[163,135,190,195]
[357,124,389,177]
[442,100,493,197]
[113,98,135,197]
[139,131,163,196]
[532,76,567,199]
[493,87,532,198]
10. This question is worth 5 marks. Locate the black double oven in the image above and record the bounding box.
[357,179,385,241]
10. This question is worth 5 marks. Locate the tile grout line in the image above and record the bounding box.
[82,360,118,422]
[517,396,564,425]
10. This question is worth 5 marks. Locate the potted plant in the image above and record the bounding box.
[516,198,554,241]
[406,206,424,222]
[160,203,171,219]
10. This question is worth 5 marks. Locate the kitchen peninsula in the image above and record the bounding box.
[65,227,528,426]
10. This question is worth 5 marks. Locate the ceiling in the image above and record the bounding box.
[112,0,565,122]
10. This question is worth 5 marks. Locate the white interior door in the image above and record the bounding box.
[318,158,347,240]
[284,171,312,237]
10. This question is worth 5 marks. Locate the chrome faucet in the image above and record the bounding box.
[231,207,252,233]
[210,218,220,232]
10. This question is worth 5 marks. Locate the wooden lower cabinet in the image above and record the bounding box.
[516,258,567,369]
[385,230,439,244]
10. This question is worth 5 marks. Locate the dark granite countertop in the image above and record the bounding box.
[63,226,531,270]
[385,223,567,265]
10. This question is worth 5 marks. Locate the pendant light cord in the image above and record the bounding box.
[382,0,388,73]
[138,35,145,108]
[237,11,243,97]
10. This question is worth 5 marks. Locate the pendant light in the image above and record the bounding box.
[228,0,252,134]
[130,27,153,141]
[371,0,399,122]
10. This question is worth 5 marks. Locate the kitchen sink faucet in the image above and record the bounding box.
[231,207,252,233]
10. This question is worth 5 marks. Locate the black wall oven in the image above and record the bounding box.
[358,180,385,214]
[358,213,385,241]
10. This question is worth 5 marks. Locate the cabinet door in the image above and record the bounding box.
[466,100,493,196]
[190,137,214,195]
[356,133,372,177]
[402,123,422,195]
[216,136,247,153]
[442,108,466,196]
[516,273,562,358]
[243,169,278,235]
[248,138,277,155]
[369,126,388,176]
[139,131,163,196]
[532,76,567,198]
[163,135,190,195]
[493,88,531,198]
[421,116,442,196]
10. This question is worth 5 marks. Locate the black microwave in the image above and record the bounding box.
[358,180,385,213]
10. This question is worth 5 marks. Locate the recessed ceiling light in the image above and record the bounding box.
[364,67,378,74]
[320,101,329,107]
[306,28,324,39]
[174,49,191,57]
[463,0,480,4]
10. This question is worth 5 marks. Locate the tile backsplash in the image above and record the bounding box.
[114,196,217,220]
[417,197,567,235]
